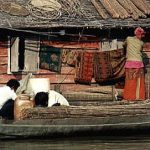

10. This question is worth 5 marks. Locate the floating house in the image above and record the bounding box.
[0,0,149,102]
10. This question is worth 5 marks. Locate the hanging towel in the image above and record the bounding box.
[74,51,94,84]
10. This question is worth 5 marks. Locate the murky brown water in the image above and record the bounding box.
[1,136,150,150]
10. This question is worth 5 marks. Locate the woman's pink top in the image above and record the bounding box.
[125,61,144,68]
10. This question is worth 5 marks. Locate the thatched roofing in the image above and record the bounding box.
[0,0,149,29]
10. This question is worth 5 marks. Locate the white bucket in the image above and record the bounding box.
[29,78,50,94]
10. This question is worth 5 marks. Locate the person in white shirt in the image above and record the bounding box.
[48,90,69,107]
[34,90,69,107]
[0,79,20,120]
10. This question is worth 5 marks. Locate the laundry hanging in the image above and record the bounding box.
[94,48,126,83]
[74,51,94,84]
[74,49,126,85]
[94,51,113,82]
[62,49,80,67]
[39,45,62,73]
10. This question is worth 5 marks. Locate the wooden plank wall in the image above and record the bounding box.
[0,40,22,86]
[34,66,97,93]
[1,39,150,95]
[33,40,100,92]
[0,39,98,93]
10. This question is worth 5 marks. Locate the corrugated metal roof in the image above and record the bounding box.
[0,0,149,29]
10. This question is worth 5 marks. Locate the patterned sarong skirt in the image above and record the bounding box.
[123,68,145,100]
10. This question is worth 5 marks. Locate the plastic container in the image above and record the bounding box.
[14,94,34,121]
[29,78,50,94]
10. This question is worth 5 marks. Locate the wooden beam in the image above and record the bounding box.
[91,0,108,19]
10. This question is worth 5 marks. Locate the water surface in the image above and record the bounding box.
[1,136,150,150]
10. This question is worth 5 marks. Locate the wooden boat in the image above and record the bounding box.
[1,99,150,139]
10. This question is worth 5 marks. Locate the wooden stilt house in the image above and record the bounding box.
[0,0,149,102]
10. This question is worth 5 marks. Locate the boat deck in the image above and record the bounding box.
[1,100,150,139]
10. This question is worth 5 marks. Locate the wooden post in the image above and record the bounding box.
[112,85,115,101]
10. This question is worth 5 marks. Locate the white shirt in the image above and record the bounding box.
[48,90,69,107]
[0,86,17,109]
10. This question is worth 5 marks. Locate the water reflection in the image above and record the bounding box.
[1,136,150,150]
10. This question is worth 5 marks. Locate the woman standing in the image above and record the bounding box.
[123,27,146,100]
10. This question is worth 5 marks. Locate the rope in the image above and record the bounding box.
[26,0,84,21]
[55,68,75,88]
[27,0,62,20]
